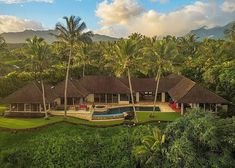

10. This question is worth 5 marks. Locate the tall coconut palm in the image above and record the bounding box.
[25,35,50,118]
[0,36,6,50]
[54,16,92,117]
[74,42,93,77]
[103,37,146,122]
[145,38,178,113]
[133,128,166,167]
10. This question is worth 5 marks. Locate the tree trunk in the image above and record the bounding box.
[153,67,161,113]
[41,79,48,119]
[64,46,72,118]
[127,68,138,123]
[82,63,85,77]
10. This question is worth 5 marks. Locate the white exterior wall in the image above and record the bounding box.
[54,98,61,105]
[86,94,94,103]
[119,101,130,104]
[136,92,140,102]
[161,92,166,102]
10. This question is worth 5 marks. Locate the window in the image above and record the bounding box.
[120,94,129,101]
[113,94,118,103]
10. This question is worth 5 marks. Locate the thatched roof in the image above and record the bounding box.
[177,84,230,104]
[78,76,130,94]
[168,75,229,104]
[3,74,229,105]
[3,82,58,104]
[119,74,184,93]
[168,77,196,101]
[54,79,89,98]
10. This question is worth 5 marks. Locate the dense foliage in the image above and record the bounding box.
[0,25,234,108]
[0,109,234,168]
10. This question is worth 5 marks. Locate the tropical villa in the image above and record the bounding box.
[2,74,229,119]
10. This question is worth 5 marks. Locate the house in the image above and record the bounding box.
[3,82,58,116]
[2,74,230,114]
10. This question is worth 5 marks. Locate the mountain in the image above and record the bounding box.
[1,30,118,44]
[189,21,234,40]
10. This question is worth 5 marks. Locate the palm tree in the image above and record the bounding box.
[103,37,146,123]
[145,38,178,113]
[74,42,93,77]
[0,36,6,50]
[25,35,50,118]
[54,15,92,117]
[133,128,166,167]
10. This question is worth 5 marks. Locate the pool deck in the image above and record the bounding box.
[50,102,176,121]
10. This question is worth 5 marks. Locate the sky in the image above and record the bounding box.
[0,0,235,37]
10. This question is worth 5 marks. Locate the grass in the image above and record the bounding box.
[66,117,124,126]
[0,104,7,115]
[0,116,124,129]
[0,111,180,129]
[136,111,181,123]
[0,117,63,129]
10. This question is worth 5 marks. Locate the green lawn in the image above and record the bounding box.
[66,117,124,126]
[0,111,180,129]
[0,117,63,129]
[0,104,7,115]
[136,112,181,123]
[0,116,124,129]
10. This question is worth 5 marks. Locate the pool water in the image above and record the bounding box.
[93,106,160,116]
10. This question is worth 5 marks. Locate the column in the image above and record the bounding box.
[215,104,217,113]
[39,104,42,112]
[136,92,139,102]
[181,103,184,115]
[105,94,107,103]
[118,94,121,104]
[204,104,206,112]
[176,103,179,108]
[24,104,26,112]
[161,92,166,102]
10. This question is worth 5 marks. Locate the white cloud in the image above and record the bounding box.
[95,0,235,37]
[0,0,53,4]
[96,0,143,26]
[150,0,169,4]
[221,0,235,13]
[0,15,44,33]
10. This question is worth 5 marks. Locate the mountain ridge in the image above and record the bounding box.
[1,30,118,43]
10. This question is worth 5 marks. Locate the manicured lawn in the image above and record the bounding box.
[0,116,124,129]
[0,116,63,129]
[67,117,124,126]
[0,112,179,129]
[0,104,7,115]
[136,112,181,123]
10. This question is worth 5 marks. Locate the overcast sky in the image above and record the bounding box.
[0,0,235,37]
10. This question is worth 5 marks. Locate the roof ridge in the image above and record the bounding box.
[33,81,49,102]
[178,84,230,104]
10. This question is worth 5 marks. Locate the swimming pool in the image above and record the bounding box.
[92,106,160,117]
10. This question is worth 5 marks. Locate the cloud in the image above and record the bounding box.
[0,15,44,33]
[150,0,169,4]
[96,0,143,26]
[95,0,235,37]
[221,0,235,13]
[0,0,53,4]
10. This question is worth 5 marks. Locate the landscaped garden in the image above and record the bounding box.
[0,104,6,115]
[0,111,181,130]
[0,109,234,168]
